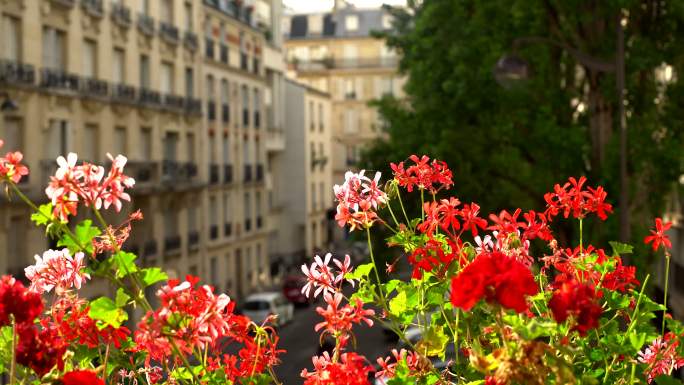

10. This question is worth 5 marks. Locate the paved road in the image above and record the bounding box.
[273,300,392,384]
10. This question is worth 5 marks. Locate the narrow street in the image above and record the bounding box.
[274,300,391,384]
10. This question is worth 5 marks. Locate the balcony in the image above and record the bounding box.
[50,0,76,8]
[210,225,218,240]
[139,88,161,107]
[294,57,400,72]
[80,77,108,98]
[164,235,181,253]
[112,84,136,103]
[184,98,202,116]
[205,38,215,59]
[222,104,230,123]
[207,101,216,121]
[137,13,155,37]
[188,231,199,247]
[220,44,229,64]
[162,160,197,184]
[111,3,132,27]
[243,165,252,182]
[184,31,198,52]
[81,0,104,18]
[0,61,35,86]
[40,68,80,92]
[242,109,249,127]
[223,164,233,184]
[163,94,185,112]
[159,22,179,44]
[265,129,285,152]
[125,161,158,188]
[143,240,158,258]
[256,164,264,182]
[209,164,220,184]
[254,111,260,128]
[224,223,232,237]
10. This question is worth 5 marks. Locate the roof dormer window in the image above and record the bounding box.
[345,15,359,31]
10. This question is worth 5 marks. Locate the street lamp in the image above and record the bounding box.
[495,14,629,243]
[0,92,18,112]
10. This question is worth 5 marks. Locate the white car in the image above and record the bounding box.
[241,292,294,327]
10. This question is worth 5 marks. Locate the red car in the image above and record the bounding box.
[282,276,312,306]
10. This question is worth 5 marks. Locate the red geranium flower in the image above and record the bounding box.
[16,322,67,377]
[61,370,104,385]
[0,275,43,327]
[450,251,538,313]
[390,155,453,193]
[644,217,672,252]
[543,176,613,221]
[548,277,602,336]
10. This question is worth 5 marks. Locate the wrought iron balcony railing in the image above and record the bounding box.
[164,235,181,252]
[210,225,218,240]
[139,88,161,106]
[81,0,104,17]
[159,22,179,44]
[112,84,136,103]
[243,164,252,182]
[223,164,233,184]
[209,164,220,184]
[184,98,202,116]
[80,77,108,98]
[183,31,198,52]
[137,13,155,36]
[0,61,35,86]
[111,3,132,27]
[40,68,80,92]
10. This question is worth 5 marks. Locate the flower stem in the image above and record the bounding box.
[394,184,411,226]
[366,226,386,306]
[9,317,16,385]
[169,338,202,384]
[579,218,583,253]
[420,189,425,221]
[102,343,111,382]
[662,253,671,335]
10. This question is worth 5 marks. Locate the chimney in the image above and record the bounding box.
[333,0,348,11]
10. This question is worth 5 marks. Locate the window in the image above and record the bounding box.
[188,203,197,232]
[186,133,195,163]
[345,15,359,31]
[163,132,178,161]
[255,191,262,222]
[83,39,97,78]
[206,75,215,101]
[160,62,174,94]
[319,103,324,131]
[309,101,315,131]
[46,120,70,159]
[222,135,230,164]
[319,182,326,209]
[185,67,194,98]
[344,109,358,133]
[2,15,21,61]
[184,2,193,30]
[223,192,230,225]
[311,183,316,211]
[2,118,22,153]
[243,137,250,165]
[221,80,229,105]
[253,88,260,128]
[113,126,126,155]
[140,55,150,88]
[308,14,323,34]
[344,78,355,99]
[210,196,218,227]
[241,85,249,127]
[244,192,251,231]
[83,124,99,162]
[161,0,173,24]
[140,0,150,15]
[140,127,152,161]
[42,27,66,70]
[113,49,125,84]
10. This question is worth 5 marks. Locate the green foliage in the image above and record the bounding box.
[30,203,54,226]
[58,219,101,255]
[88,296,128,329]
[141,267,168,287]
[366,0,684,254]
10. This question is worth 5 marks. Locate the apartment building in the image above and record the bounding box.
[0,0,280,301]
[270,79,332,267]
[283,3,405,186]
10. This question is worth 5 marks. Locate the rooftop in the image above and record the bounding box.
[285,8,392,40]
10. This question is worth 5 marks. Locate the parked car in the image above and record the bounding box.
[242,292,294,327]
[282,276,312,306]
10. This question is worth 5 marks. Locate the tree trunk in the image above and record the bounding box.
[587,72,613,175]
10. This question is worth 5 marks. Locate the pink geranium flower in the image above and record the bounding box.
[24,249,90,294]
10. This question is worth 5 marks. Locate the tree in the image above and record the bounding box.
[366,0,684,251]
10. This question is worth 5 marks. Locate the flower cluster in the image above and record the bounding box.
[45,153,135,221]
[0,275,43,326]
[450,251,538,313]
[543,176,613,220]
[302,253,355,298]
[390,154,453,193]
[24,248,90,294]
[639,332,684,383]
[548,277,602,335]
[644,217,673,252]
[301,352,374,385]
[334,170,388,231]
[0,140,29,184]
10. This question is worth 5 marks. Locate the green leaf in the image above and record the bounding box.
[346,262,374,281]
[113,251,139,278]
[421,325,449,358]
[629,332,647,351]
[30,203,54,226]
[88,297,127,329]
[115,288,131,307]
[609,241,634,256]
[58,219,101,254]
[141,267,168,287]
